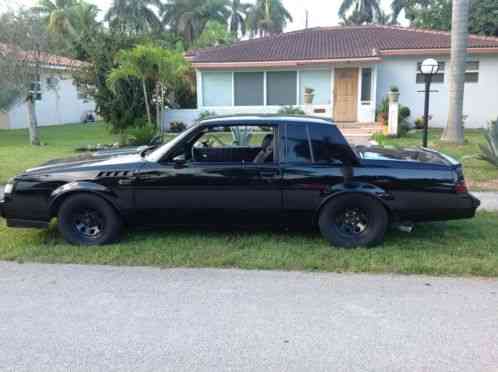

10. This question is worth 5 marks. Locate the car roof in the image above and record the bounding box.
[199,114,335,126]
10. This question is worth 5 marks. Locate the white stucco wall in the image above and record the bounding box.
[376,54,498,128]
[6,70,95,129]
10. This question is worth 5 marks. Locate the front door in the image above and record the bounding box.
[334,68,358,122]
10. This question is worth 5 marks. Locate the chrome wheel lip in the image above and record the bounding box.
[335,208,369,237]
[72,209,105,239]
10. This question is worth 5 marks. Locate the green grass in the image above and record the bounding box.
[2,213,498,277]
[0,123,120,184]
[381,129,498,190]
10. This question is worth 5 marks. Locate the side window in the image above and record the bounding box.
[309,125,344,164]
[285,123,312,163]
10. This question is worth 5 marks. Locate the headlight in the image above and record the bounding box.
[4,183,14,195]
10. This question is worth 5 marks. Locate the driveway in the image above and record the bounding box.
[0,263,497,371]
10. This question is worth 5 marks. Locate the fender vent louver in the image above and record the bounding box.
[97,171,130,178]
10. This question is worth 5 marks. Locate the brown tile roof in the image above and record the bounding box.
[187,25,498,65]
[0,43,88,69]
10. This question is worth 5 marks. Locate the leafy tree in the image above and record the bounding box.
[469,0,498,37]
[105,0,161,35]
[247,0,292,37]
[193,21,235,49]
[32,0,78,36]
[338,0,382,25]
[161,0,229,48]
[227,0,252,38]
[404,0,452,30]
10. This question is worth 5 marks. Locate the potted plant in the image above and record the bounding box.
[388,85,400,103]
[376,97,389,127]
[303,87,315,104]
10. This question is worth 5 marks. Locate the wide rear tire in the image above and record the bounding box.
[57,194,123,246]
[318,194,388,248]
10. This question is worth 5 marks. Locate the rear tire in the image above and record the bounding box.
[318,194,388,248]
[57,194,123,246]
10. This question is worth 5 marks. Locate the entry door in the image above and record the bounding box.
[334,68,359,122]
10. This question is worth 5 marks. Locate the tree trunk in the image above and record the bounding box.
[441,0,470,144]
[26,96,40,146]
[142,78,152,125]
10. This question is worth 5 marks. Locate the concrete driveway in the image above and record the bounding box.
[0,263,497,372]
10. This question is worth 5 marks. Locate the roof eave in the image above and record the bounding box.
[381,47,498,56]
[191,56,382,69]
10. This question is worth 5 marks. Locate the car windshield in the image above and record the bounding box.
[145,125,199,162]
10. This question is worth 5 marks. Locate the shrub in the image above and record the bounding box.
[128,119,157,145]
[414,115,433,130]
[196,110,217,122]
[390,85,399,93]
[479,118,498,168]
[376,97,389,125]
[169,121,187,133]
[399,106,411,122]
[278,106,305,115]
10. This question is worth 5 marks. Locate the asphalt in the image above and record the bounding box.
[0,262,497,372]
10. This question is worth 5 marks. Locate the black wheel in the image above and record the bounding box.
[57,194,123,246]
[318,194,388,248]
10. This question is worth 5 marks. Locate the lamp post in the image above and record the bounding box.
[420,58,439,147]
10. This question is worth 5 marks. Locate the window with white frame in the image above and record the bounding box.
[416,61,445,83]
[202,71,232,106]
[360,68,372,102]
[266,71,297,105]
[234,72,264,106]
[299,70,331,105]
[465,61,479,83]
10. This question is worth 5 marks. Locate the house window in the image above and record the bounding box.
[360,68,372,102]
[299,70,331,105]
[234,72,264,106]
[416,61,445,83]
[465,61,479,83]
[202,71,232,107]
[267,71,297,106]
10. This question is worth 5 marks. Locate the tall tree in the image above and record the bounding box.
[227,0,252,37]
[469,0,498,37]
[161,0,229,48]
[338,0,382,25]
[247,0,292,37]
[105,0,161,35]
[32,0,78,36]
[442,0,470,144]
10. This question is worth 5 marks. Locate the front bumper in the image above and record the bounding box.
[0,198,49,229]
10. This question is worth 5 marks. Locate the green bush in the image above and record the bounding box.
[128,119,157,145]
[479,118,498,168]
[169,121,187,133]
[278,106,305,115]
[196,110,217,122]
[399,105,411,122]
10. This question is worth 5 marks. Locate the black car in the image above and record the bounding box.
[0,115,480,247]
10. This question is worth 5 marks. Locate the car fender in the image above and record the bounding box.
[48,181,120,217]
[314,182,393,223]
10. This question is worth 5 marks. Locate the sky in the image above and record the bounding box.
[2,0,404,30]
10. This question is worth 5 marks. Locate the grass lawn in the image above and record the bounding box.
[0,123,120,184]
[380,129,498,190]
[1,213,498,277]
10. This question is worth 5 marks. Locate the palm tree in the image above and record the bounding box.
[441,0,470,144]
[161,0,229,47]
[247,0,292,37]
[105,0,161,35]
[32,0,78,36]
[338,0,381,25]
[227,0,252,38]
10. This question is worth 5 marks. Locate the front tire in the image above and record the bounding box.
[318,194,388,248]
[57,194,123,246]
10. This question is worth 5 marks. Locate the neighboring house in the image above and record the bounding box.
[174,25,498,129]
[0,46,95,130]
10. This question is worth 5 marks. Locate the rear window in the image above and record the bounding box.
[285,124,312,163]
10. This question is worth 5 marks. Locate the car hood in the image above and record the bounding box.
[21,152,146,177]
[355,145,459,167]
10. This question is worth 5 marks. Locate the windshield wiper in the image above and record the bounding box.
[139,145,159,158]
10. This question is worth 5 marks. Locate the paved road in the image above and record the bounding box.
[0,263,497,371]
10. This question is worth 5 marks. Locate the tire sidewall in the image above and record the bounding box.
[58,194,122,246]
[318,194,388,248]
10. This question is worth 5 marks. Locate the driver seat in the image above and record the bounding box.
[253,134,274,163]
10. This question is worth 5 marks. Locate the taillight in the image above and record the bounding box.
[455,180,468,193]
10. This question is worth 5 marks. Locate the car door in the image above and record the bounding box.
[281,122,346,224]
[132,124,283,226]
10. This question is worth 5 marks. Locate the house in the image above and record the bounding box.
[0,45,95,130]
[171,25,498,129]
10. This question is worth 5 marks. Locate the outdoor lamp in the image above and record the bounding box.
[420,58,439,148]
